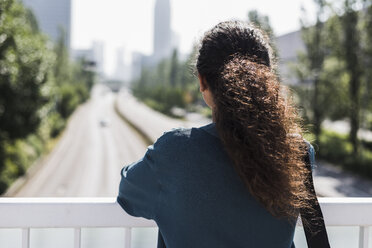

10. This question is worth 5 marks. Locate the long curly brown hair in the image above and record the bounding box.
[196,21,314,219]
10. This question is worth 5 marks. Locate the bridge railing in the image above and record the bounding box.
[0,197,371,248]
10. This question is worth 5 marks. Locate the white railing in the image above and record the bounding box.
[0,197,372,248]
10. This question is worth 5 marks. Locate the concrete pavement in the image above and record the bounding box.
[314,160,372,197]
[8,84,148,197]
[8,85,372,198]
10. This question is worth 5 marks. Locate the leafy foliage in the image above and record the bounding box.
[0,0,52,140]
[341,0,363,156]
[294,0,328,143]
[318,129,372,179]
[131,47,204,117]
[132,11,279,118]
[293,0,372,174]
[247,10,278,59]
[0,0,95,194]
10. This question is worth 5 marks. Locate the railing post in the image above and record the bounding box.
[22,228,30,248]
[359,226,369,248]
[74,228,81,248]
[125,228,132,248]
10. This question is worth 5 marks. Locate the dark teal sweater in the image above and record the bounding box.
[117,123,314,248]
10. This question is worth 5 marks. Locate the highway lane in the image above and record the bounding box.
[3,84,372,248]
[11,84,372,198]
[116,88,372,197]
[13,84,148,197]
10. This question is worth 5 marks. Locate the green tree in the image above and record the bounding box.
[0,0,52,190]
[179,45,198,88]
[54,27,71,85]
[298,0,327,143]
[0,0,95,193]
[132,50,200,116]
[248,10,277,58]
[341,0,362,157]
[361,1,372,128]
[53,29,93,119]
[169,49,179,87]
[0,0,52,141]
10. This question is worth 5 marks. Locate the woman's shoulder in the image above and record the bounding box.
[156,123,216,145]
[155,126,192,146]
[149,123,217,158]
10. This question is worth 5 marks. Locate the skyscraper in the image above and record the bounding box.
[114,47,130,82]
[92,41,105,78]
[22,0,72,50]
[72,41,105,79]
[276,30,305,85]
[153,0,172,62]
[130,0,175,80]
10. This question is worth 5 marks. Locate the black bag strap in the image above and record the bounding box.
[300,143,331,248]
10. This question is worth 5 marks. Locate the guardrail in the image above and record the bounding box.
[0,197,371,248]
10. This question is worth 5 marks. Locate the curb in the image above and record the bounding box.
[114,97,154,146]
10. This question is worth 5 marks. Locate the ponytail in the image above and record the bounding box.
[196,21,314,217]
[213,55,311,218]
[196,21,314,219]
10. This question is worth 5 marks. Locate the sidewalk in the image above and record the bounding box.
[116,89,372,197]
[313,160,372,197]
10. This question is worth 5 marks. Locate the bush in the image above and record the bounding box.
[0,0,95,194]
[48,112,66,138]
[57,84,81,119]
[317,129,352,161]
[316,129,372,179]
[0,137,41,192]
[138,85,187,116]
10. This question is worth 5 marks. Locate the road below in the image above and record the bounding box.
[8,85,372,198]
[12,84,148,197]
[3,83,372,248]
[117,87,372,197]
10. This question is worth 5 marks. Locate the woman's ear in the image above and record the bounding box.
[197,74,215,109]
[198,74,208,92]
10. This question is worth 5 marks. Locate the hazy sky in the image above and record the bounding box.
[71,0,317,74]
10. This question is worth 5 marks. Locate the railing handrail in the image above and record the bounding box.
[1,197,371,248]
[319,197,372,226]
[0,197,155,228]
[0,197,372,228]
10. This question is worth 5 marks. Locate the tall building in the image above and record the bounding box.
[276,30,305,85]
[22,0,72,50]
[114,47,131,82]
[72,41,106,80]
[131,52,145,80]
[92,41,105,78]
[130,0,175,81]
[153,0,172,62]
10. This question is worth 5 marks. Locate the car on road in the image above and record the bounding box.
[99,118,110,127]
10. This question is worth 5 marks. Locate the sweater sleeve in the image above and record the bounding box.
[117,144,161,220]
